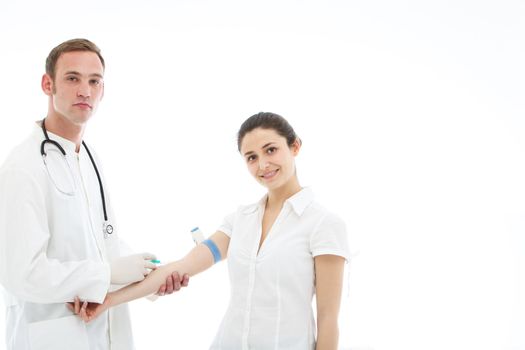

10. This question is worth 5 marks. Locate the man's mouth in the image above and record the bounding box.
[74,102,92,110]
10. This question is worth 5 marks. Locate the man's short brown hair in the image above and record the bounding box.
[45,38,105,80]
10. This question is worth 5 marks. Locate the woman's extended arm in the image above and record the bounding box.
[314,254,346,350]
[76,231,230,322]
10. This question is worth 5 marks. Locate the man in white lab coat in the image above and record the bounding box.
[0,38,187,350]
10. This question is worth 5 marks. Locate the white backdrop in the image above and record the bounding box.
[0,1,524,349]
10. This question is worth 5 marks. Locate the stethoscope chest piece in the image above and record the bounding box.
[104,222,114,236]
[41,118,115,239]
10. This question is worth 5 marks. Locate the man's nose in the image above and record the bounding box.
[77,81,91,98]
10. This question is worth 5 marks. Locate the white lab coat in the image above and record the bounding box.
[0,124,135,350]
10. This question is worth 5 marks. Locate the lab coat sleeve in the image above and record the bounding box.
[0,168,110,304]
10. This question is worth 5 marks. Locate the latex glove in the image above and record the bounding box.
[110,253,157,285]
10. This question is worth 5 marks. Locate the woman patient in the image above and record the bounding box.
[72,112,350,350]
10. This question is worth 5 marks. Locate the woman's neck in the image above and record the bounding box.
[266,176,302,209]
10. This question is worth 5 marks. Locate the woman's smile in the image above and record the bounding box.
[260,168,279,180]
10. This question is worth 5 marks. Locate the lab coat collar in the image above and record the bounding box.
[241,187,314,216]
[34,122,78,155]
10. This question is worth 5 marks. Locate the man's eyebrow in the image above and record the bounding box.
[63,71,103,79]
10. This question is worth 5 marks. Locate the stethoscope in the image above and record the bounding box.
[40,118,114,236]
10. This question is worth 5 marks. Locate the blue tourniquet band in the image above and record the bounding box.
[202,239,221,263]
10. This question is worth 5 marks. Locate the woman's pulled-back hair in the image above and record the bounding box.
[237,112,300,152]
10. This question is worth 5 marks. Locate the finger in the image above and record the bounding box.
[144,261,157,270]
[142,252,157,260]
[171,271,181,283]
[74,296,81,314]
[156,284,166,296]
[82,301,91,322]
[164,275,174,294]
[172,273,181,291]
[80,302,89,322]
[182,273,190,287]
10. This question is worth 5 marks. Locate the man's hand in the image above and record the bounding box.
[67,296,110,323]
[110,253,157,285]
[156,272,190,296]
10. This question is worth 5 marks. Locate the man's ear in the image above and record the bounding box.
[41,74,53,96]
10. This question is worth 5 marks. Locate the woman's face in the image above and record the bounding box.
[240,127,300,191]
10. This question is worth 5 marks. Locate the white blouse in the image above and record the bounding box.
[210,188,349,350]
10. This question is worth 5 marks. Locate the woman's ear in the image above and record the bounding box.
[291,138,302,156]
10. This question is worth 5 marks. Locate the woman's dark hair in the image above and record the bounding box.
[237,112,301,152]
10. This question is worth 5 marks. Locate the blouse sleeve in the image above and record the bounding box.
[310,212,350,262]
[218,211,236,237]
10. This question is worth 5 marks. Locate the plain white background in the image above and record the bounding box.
[0,1,524,349]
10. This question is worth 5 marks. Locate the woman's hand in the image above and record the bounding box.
[67,295,112,323]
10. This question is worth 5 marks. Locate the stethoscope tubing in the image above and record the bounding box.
[82,141,108,222]
[40,118,112,233]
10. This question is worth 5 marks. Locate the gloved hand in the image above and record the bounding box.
[110,253,157,285]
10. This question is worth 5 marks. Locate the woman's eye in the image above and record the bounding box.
[267,147,277,154]
[247,155,256,162]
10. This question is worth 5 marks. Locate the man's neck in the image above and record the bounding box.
[45,114,85,153]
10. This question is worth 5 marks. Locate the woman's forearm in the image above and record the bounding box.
[314,254,345,350]
[109,243,217,307]
[315,316,339,350]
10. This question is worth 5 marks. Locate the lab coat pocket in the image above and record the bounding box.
[27,315,90,350]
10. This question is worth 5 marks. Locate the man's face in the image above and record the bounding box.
[44,51,104,126]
